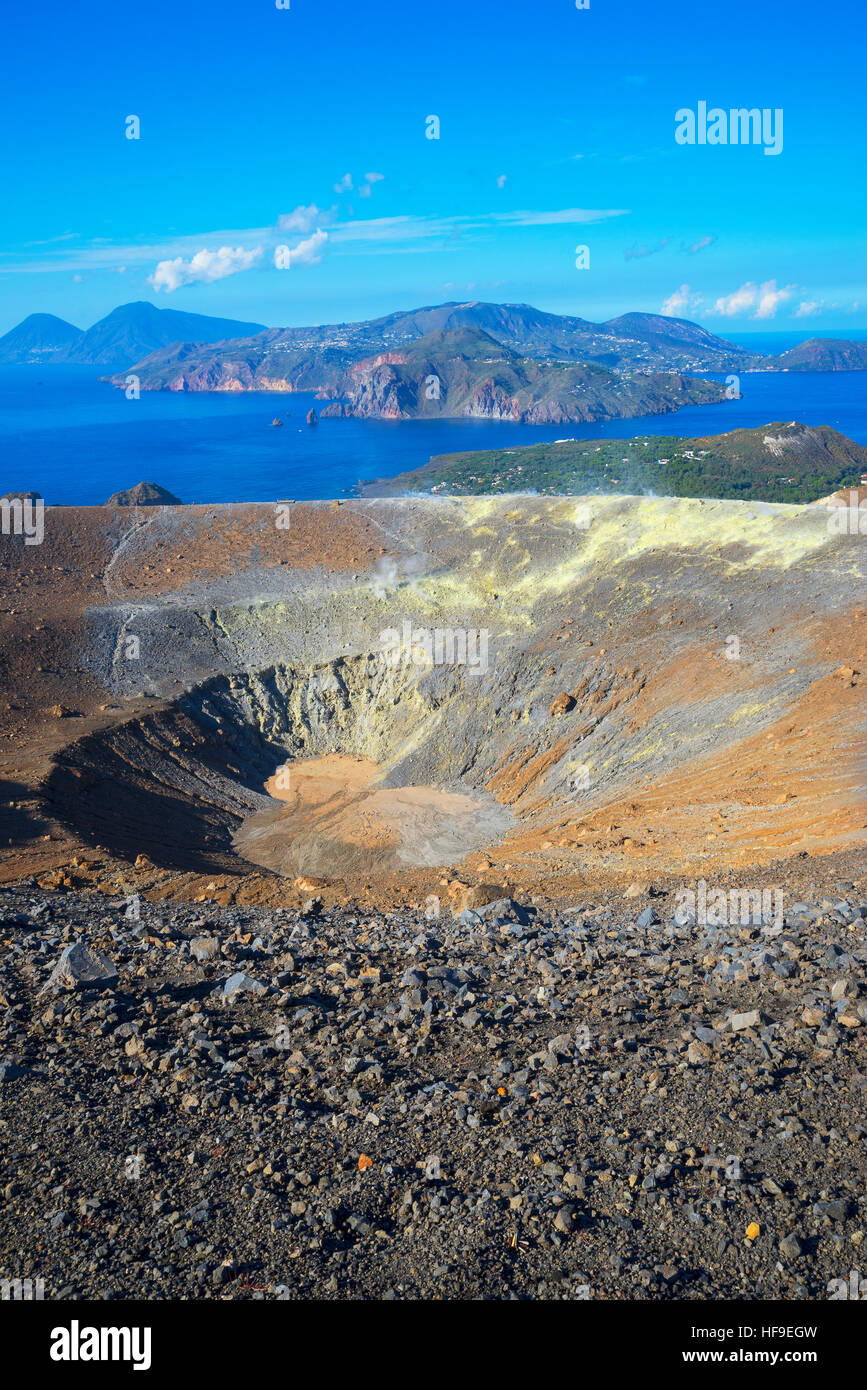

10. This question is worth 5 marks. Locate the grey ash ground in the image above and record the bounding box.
[1,865,865,1301]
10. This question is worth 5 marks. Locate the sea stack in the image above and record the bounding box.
[306,408,318,426]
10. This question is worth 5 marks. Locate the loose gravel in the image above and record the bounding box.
[0,878,865,1301]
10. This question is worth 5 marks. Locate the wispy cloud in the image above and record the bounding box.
[0,203,630,281]
[329,214,444,246]
[331,206,627,246]
[490,207,628,226]
[625,237,670,261]
[325,206,628,258]
[622,233,715,260]
[21,232,79,248]
[794,297,861,318]
[684,234,716,254]
[0,229,272,276]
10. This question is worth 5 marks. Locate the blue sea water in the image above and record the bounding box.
[0,364,865,505]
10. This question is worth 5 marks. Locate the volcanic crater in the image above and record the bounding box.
[1,495,864,905]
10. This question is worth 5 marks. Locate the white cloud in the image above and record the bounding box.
[149,244,263,293]
[284,229,328,267]
[795,299,822,317]
[334,173,353,194]
[711,282,761,317]
[755,279,795,319]
[660,284,703,317]
[496,174,508,189]
[277,205,326,235]
[710,279,795,319]
[686,235,715,254]
[364,172,384,184]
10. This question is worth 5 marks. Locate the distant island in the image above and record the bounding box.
[314,325,730,425]
[1,298,865,429]
[0,301,265,367]
[360,421,867,506]
[767,338,867,372]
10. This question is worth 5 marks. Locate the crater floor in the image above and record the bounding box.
[235,755,515,876]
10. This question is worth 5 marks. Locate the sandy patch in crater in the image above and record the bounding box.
[233,754,515,877]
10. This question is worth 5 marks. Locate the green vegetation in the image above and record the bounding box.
[377,422,867,504]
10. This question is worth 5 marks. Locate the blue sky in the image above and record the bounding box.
[1,0,864,336]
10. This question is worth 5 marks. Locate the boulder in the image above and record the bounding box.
[220,972,267,999]
[451,883,510,917]
[0,1061,29,1082]
[550,692,576,716]
[41,940,117,993]
[190,937,219,963]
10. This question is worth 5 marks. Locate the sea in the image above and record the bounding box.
[0,347,865,506]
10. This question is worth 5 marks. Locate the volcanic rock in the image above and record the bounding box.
[550,692,576,716]
[41,940,118,993]
[104,481,181,506]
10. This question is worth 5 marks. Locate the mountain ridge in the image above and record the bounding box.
[0,301,266,367]
[5,298,866,376]
[102,301,867,398]
[318,323,729,423]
